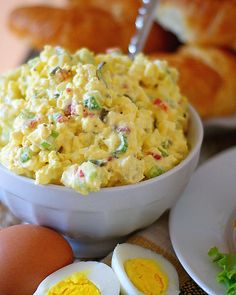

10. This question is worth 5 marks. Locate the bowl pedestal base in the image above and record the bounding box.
[64,235,127,259]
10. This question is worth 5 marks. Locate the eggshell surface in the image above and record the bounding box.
[0,224,73,295]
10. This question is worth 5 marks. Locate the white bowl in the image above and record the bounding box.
[0,106,203,258]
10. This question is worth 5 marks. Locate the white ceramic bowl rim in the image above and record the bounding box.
[0,105,203,208]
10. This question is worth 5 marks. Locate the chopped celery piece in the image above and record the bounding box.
[147,166,164,178]
[112,134,128,156]
[51,130,59,138]
[158,147,169,157]
[161,139,172,149]
[40,141,53,151]
[20,148,31,163]
[19,110,35,119]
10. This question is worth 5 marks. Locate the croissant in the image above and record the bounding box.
[156,0,236,51]
[151,46,236,119]
[69,0,141,23]
[8,4,179,53]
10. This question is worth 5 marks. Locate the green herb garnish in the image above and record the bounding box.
[89,159,107,167]
[83,95,101,110]
[50,66,61,76]
[112,134,128,156]
[123,94,134,102]
[54,93,60,99]
[96,62,108,87]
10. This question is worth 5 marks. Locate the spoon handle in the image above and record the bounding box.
[128,0,160,59]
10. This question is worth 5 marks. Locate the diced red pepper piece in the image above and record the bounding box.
[65,104,77,116]
[56,114,68,123]
[66,88,72,93]
[79,169,85,177]
[83,109,95,118]
[71,104,77,115]
[83,109,88,117]
[64,105,72,116]
[148,152,162,161]
[153,98,168,111]
[116,126,131,133]
[74,167,85,178]
[28,119,39,128]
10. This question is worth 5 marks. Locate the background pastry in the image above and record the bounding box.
[8,2,179,53]
[151,46,236,119]
[156,0,236,51]
[69,0,143,23]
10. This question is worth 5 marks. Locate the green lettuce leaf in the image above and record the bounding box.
[208,247,236,295]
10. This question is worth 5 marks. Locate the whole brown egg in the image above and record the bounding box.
[0,224,74,295]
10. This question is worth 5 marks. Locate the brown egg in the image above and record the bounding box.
[0,224,73,295]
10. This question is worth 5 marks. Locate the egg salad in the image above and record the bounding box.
[0,46,189,195]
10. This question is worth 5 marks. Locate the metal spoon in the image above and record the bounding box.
[128,0,160,59]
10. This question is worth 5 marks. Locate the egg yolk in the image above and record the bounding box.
[47,272,101,295]
[124,258,168,295]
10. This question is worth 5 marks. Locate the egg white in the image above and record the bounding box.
[34,261,120,295]
[111,243,179,295]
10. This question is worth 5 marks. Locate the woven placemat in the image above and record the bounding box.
[0,203,20,229]
[102,212,207,294]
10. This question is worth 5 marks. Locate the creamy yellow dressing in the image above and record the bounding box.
[0,46,189,194]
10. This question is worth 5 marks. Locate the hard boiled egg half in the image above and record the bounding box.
[112,243,179,295]
[34,261,120,295]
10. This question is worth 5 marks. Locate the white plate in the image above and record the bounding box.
[170,147,236,295]
[204,113,236,129]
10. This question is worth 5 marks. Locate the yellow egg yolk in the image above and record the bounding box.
[47,272,101,295]
[124,258,168,295]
